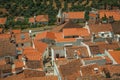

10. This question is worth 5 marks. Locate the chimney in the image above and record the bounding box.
[91,33,95,42]
[22,55,27,69]
[12,64,16,74]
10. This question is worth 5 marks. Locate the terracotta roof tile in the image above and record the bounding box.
[2,73,24,80]
[0,28,3,32]
[97,42,120,53]
[0,38,16,57]
[80,64,101,77]
[64,12,84,19]
[99,10,120,21]
[66,46,89,58]
[0,59,6,66]
[24,76,58,80]
[14,60,24,68]
[29,15,48,23]
[12,29,21,34]
[0,17,7,24]
[24,69,45,78]
[89,24,113,34]
[0,34,11,39]
[85,41,120,54]
[63,28,89,37]
[26,60,43,69]
[29,17,35,23]
[2,73,58,80]
[59,59,82,80]
[108,50,120,64]
[35,31,56,40]
[34,40,48,54]
[23,47,41,60]
[102,65,120,78]
[36,15,48,22]
[111,21,120,34]
[15,32,31,43]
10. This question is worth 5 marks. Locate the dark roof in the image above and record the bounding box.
[24,69,45,78]
[102,65,120,78]
[26,60,43,69]
[59,59,82,80]
[0,38,16,57]
[111,21,120,34]
[66,46,89,58]
[89,45,101,54]
[89,24,113,34]
[52,21,83,32]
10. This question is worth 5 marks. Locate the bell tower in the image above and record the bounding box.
[57,9,63,25]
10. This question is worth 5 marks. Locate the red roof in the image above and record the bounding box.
[12,29,21,34]
[63,28,89,37]
[29,15,49,23]
[64,12,84,19]
[34,40,48,54]
[35,31,56,40]
[15,32,31,43]
[0,17,7,24]
[0,33,11,39]
[108,50,120,64]
[89,24,113,34]
[36,15,49,22]
[23,47,41,60]
[0,28,3,32]
[29,17,35,23]
[99,10,120,21]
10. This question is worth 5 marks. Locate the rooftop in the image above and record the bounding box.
[89,24,113,34]
[64,11,84,19]
[108,50,120,64]
[99,10,120,21]
[0,17,7,24]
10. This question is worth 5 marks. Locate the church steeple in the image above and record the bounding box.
[57,8,63,25]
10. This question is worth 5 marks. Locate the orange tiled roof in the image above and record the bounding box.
[99,10,120,21]
[12,29,21,34]
[85,41,120,54]
[14,60,24,68]
[34,40,48,54]
[23,47,42,60]
[29,15,49,23]
[25,76,58,80]
[80,64,101,77]
[29,17,35,23]
[55,32,63,39]
[0,59,6,66]
[64,12,84,19]
[36,15,48,22]
[108,50,120,64]
[35,31,56,40]
[89,13,97,17]
[0,33,11,39]
[89,24,113,34]
[0,28,3,32]
[63,28,89,37]
[0,17,7,24]
[15,32,31,43]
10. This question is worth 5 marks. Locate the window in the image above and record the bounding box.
[21,43,24,46]
[56,54,59,58]
[16,44,18,47]
[101,33,104,37]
